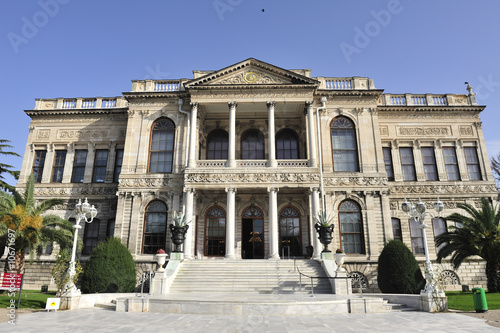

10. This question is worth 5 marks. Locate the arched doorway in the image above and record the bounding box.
[279,206,302,257]
[241,205,264,259]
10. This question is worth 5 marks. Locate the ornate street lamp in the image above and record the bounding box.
[65,198,97,296]
[401,197,444,296]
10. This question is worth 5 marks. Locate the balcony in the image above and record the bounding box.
[195,160,310,168]
[131,79,186,92]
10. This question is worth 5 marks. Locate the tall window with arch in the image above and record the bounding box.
[241,129,264,159]
[204,206,226,256]
[338,200,365,254]
[279,206,302,257]
[206,129,229,160]
[331,116,359,172]
[276,129,299,159]
[149,118,175,173]
[143,200,167,254]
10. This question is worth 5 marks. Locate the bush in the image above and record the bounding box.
[377,240,425,294]
[81,237,136,293]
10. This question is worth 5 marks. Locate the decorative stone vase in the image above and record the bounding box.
[169,224,189,252]
[334,252,346,272]
[155,253,168,272]
[314,224,334,253]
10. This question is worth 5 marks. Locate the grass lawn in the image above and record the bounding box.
[0,290,57,309]
[446,291,500,311]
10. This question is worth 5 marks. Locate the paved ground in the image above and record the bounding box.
[0,308,499,333]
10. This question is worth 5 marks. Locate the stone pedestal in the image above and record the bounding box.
[150,259,182,295]
[60,295,80,310]
[321,258,352,295]
[420,292,448,312]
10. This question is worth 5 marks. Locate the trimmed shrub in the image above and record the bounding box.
[81,237,136,293]
[377,240,425,294]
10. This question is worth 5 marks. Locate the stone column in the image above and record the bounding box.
[62,144,74,183]
[268,187,279,259]
[183,188,195,259]
[305,101,317,167]
[225,187,236,259]
[128,192,142,255]
[83,143,95,183]
[267,101,277,167]
[311,187,322,259]
[380,191,393,244]
[105,142,117,183]
[228,102,237,168]
[188,102,198,168]
[364,191,379,259]
[41,144,54,183]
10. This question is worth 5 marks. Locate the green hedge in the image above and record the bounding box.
[81,237,136,293]
[377,240,425,294]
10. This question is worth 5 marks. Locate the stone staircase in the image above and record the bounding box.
[168,259,332,295]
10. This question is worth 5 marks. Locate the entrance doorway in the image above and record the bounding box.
[242,218,264,259]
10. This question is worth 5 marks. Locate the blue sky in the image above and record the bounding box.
[1,0,500,187]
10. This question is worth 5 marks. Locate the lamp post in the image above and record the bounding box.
[65,198,97,296]
[401,197,444,296]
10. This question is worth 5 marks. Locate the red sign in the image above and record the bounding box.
[0,273,23,289]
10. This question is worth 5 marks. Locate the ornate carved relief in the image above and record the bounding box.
[379,126,389,136]
[34,186,117,196]
[119,177,183,188]
[459,126,474,136]
[57,130,109,139]
[391,184,496,194]
[210,69,290,85]
[37,129,50,140]
[397,126,450,136]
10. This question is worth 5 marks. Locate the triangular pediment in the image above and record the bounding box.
[184,58,319,89]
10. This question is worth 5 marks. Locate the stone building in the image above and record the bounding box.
[11,58,496,290]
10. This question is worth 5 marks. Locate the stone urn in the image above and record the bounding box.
[314,223,334,253]
[334,251,346,272]
[169,224,189,252]
[155,253,168,272]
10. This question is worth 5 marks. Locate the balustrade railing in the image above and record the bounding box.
[62,100,76,109]
[102,99,116,108]
[154,81,180,92]
[196,160,227,168]
[277,160,309,167]
[383,93,452,106]
[411,95,426,105]
[324,78,352,89]
[82,99,96,108]
[193,159,310,168]
[390,95,406,105]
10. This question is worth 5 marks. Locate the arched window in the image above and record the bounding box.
[241,129,264,159]
[338,200,365,254]
[204,206,226,256]
[331,117,359,172]
[279,206,302,257]
[143,201,167,254]
[276,129,299,159]
[207,129,229,160]
[149,118,175,173]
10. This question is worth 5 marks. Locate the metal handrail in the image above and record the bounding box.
[297,267,352,297]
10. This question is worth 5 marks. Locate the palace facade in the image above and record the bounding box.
[15,58,496,290]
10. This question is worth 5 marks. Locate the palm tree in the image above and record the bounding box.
[0,174,74,273]
[436,197,500,293]
[0,139,20,193]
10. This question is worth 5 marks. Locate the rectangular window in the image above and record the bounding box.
[114,149,124,183]
[392,218,402,241]
[383,147,394,181]
[422,147,438,181]
[443,147,460,180]
[71,150,87,183]
[93,150,108,183]
[51,150,67,183]
[400,147,416,181]
[32,150,47,183]
[409,218,425,255]
[432,218,447,252]
[82,219,100,255]
[464,147,482,180]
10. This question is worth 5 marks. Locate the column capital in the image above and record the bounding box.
[305,101,314,108]
[266,101,276,108]
[267,187,279,193]
[225,187,237,193]
[183,187,196,194]
[228,101,238,109]
[190,102,199,110]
